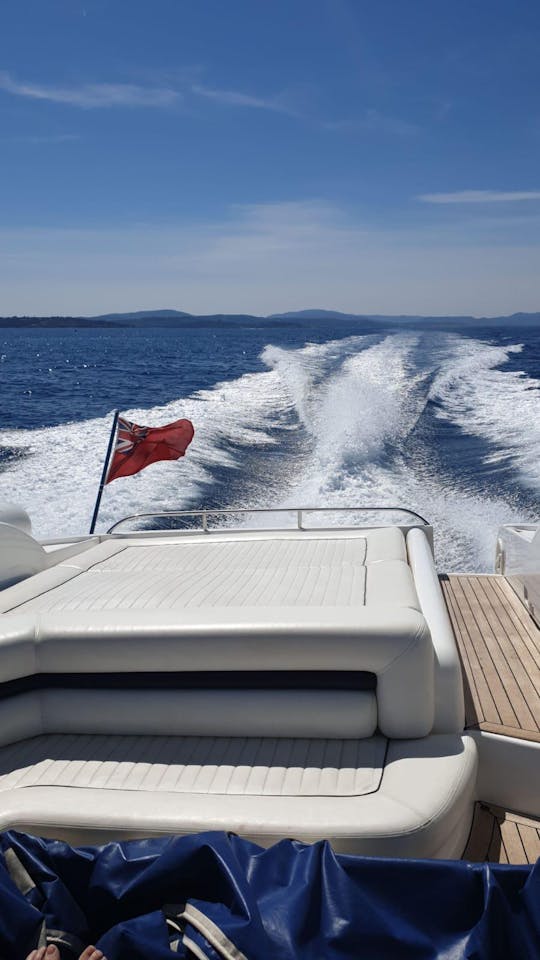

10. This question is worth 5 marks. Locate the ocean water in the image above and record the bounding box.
[0,320,539,572]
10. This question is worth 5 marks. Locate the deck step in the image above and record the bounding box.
[463,802,540,863]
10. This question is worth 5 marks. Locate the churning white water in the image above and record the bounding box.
[0,331,538,571]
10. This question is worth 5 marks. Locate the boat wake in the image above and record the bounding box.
[0,330,538,571]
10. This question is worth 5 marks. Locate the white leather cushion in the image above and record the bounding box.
[0,605,433,738]
[365,561,420,610]
[6,537,418,615]
[0,523,47,591]
[11,565,367,611]
[1,530,410,615]
[363,527,407,563]
[0,616,36,682]
[0,567,81,614]
[0,505,32,535]
[406,528,464,734]
[56,540,133,571]
[0,732,386,797]
[0,688,377,742]
[18,606,433,738]
[69,529,405,570]
[94,536,369,573]
[6,535,375,612]
[0,734,477,860]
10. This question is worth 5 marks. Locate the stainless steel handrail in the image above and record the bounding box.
[106,505,429,534]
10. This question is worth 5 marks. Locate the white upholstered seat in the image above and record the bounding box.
[0,732,477,859]
[0,522,474,857]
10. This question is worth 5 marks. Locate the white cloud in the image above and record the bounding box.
[418,190,540,204]
[0,72,180,108]
[0,201,539,316]
[191,86,413,134]
[0,70,298,116]
[191,84,298,116]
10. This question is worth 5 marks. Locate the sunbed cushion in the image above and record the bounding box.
[4,543,417,614]
[0,733,477,859]
[94,536,370,573]
[4,537,370,612]
[0,731,387,797]
[8,566,367,612]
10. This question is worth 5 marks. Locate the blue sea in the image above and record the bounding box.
[1,319,539,572]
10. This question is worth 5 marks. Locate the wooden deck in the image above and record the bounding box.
[440,574,540,743]
[463,803,540,864]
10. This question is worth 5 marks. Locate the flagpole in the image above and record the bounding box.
[89,409,120,534]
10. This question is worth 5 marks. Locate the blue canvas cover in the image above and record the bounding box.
[0,830,538,960]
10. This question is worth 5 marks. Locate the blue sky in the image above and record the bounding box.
[1,0,539,316]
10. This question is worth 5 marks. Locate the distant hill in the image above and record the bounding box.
[89,312,297,329]
[268,309,360,321]
[91,309,191,323]
[0,315,125,328]
[502,312,540,324]
[269,309,540,325]
[0,311,296,329]
[365,311,540,328]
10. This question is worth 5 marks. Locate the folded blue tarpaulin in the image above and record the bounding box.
[0,830,538,960]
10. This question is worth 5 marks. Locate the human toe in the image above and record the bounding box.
[80,948,104,960]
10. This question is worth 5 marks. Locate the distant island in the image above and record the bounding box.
[0,308,539,329]
[0,315,126,328]
[0,311,297,329]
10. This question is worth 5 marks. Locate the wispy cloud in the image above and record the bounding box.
[418,190,540,204]
[192,84,418,136]
[1,200,540,316]
[191,83,298,116]
[0,71,180,108]
[0,68,414,139]
[0,69,298,116]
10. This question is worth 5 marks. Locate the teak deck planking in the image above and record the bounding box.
[463,803,540,864]
[440,574,540,743]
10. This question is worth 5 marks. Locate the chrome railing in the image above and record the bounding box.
[106,505,429,534]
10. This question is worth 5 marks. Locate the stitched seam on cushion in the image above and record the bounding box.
[378,627,427,674]
[373,737,390,795]
[78,544,129,573]
[2,571,82,613]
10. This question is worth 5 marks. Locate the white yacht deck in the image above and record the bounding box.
[0,509,537,862]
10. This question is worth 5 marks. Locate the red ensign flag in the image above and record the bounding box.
[106,416,194,483]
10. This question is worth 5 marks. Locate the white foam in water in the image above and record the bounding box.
[265,333,426,473]
[0,333,372,538]
[430,334,540,489]
[0,330,535,571]
[0,366,291,538]
[261,332,529,571]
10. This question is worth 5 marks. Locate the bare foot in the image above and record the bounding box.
[79,949,105,960]
[26,947,105,960]
[26,946,61,960]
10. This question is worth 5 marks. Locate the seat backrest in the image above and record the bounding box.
[0,504,32,535]
[0,523,47,590]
